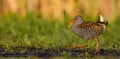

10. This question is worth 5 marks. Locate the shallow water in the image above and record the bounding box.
[0,56,120,59]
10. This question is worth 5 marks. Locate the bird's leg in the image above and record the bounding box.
[66,41,88,50]
[95,38,99,53]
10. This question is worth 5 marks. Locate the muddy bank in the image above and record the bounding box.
[0,47,119,57]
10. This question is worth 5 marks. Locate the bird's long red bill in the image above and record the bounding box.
[67,19,75,28]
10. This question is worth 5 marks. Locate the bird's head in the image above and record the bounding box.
[67,15,84,28]
[97,14,108,28]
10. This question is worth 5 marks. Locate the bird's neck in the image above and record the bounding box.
[72,23,80,34]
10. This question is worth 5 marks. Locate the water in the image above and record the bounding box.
[0,56,119,59]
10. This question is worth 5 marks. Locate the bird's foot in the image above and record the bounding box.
[94,50,99,54]
[55,48,64,53]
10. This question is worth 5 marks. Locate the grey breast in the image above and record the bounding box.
[72,26,99,40]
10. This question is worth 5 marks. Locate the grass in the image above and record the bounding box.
[0,13,120,52]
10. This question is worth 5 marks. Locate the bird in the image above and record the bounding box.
[67,14,108,53]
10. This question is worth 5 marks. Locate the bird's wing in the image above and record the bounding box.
[78,22,104,36]
[84,22,104,35]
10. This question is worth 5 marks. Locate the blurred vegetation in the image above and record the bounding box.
[0,0,120,21]
[0,13,119,52]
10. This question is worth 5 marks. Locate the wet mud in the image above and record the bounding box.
[0,47,119,57]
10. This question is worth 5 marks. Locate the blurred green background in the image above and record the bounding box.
[0,0,120,51]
